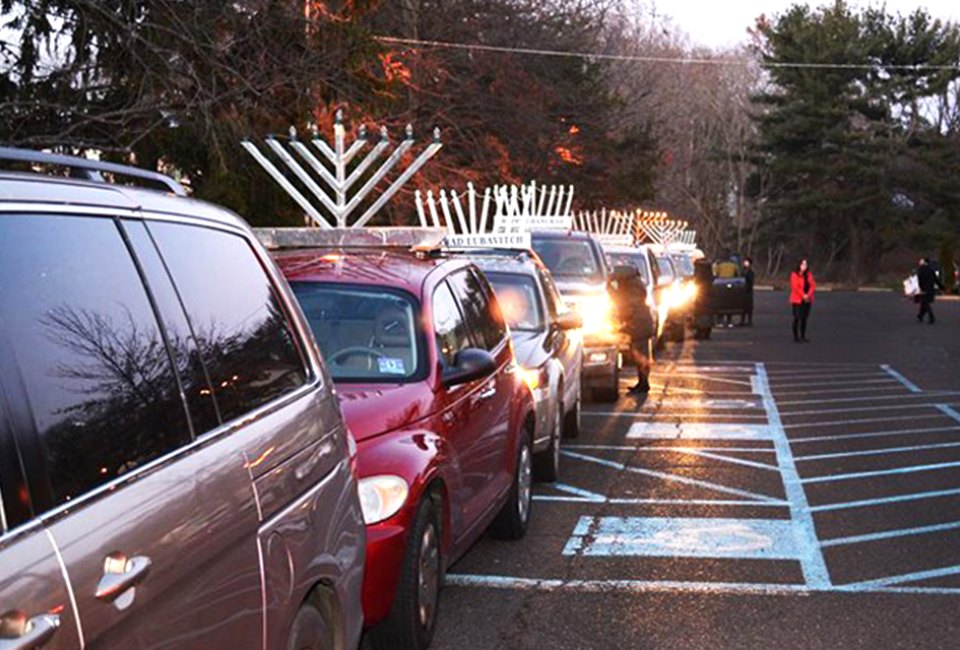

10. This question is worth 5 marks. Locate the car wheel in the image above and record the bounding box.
[563,383,581,439]
[369,498,441,650]
[286,602,334,650]
[534,399,562,482]
[490,433,533,540]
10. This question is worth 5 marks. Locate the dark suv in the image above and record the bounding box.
[0,150,364,650]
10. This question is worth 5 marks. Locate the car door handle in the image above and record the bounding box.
[478,385,497,401]
[96,555,152,601]
[0,614,60,650]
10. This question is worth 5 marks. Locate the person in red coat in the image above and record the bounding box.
[790,259,816,342]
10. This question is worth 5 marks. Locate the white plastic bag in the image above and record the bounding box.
[903,274,919,296]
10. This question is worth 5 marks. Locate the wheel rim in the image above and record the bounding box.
[417,521,440,629]
[518,443,532,523]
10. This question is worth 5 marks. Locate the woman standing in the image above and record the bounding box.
[790,259,816,342]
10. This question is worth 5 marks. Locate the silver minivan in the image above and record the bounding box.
[0,149,364,650]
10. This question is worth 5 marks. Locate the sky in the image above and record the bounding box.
[656,1,960,50]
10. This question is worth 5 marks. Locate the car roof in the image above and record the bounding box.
[0,171,250,231]
[530,229,594,241]
[462,251,544,276]
[274,248,470,296]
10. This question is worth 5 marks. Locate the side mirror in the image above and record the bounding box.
[442,348,497,387]
[556,310,583,331]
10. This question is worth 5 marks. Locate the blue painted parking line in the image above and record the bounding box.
[783,413,948,429]
[801,460,960,484]
[777,391,960,407]
[563,516,801,560]
[807,487,960,513]
[534,495,788,507]
[794,440,960,462]
[626,422,773,440]
[938,404,960,423]
[790,425,960,444]
[839,565,960,591]
[565,444,778,453]
[820,520,960,548]
[881,364,922,392]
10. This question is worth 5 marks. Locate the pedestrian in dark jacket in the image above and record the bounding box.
[610,265,655,394]
[740,257,755,326]
[790,258,815,342]
[916,257,945,324]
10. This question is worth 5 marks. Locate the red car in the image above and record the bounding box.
[276,245,535,650]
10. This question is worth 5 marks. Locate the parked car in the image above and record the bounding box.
[654,251,690,343]
[531,230,620,402]
[469,250,585,478]
[0,149,365,650]
[274,242,536,650]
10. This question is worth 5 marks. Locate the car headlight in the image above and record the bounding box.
[568,293,615,337]
[358,475,409,525]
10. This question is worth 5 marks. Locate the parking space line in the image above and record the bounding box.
[807,487,960,513]
[560,450,783,504]
[839,565,960,591]
[565,444,778,453]
[820,520,960,548]
[768,372,891,383]
[583,410,768,420]
[783,414,948,429]
[554,483,606,500]
[780,403,954,417]
[445,574,813,596]
[795,440,960,462]
[777,391,960,407]
[626,422,773,440]
[938,404,960,423]
[772,385,911,397]
[771,378,900,390]
[881,364,922,393]
[790,426,960,444]
[755,363,831,589]
[680,449,781,471]
[801,460,960,484]
[534,495,788,507]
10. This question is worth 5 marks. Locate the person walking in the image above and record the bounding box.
[610,266,655,394]
[740,257,755,326]
[790,258,815,342]
[916,257,945,324]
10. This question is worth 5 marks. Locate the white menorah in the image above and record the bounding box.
[242,110,442,229]
[414,181,574,234]
[575,208,636,239]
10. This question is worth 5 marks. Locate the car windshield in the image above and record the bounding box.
[671,254,695,278]
[291,283,422,382]
[532,237,603,282]
[486,272,544,332]
[656,255,676,279]
[607,252,652,287]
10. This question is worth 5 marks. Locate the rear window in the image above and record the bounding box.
[656,255,676,279]
[672,254,695,277]
[531,237,603,282]
[486,272,545,332]
[292,283,423,382]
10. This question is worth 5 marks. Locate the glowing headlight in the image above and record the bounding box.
[519,366,548,392]
[358,475,409,525]
[568,293,615,336]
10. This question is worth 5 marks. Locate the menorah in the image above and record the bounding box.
[241,110,442,229]
[634,210,689,247]
[414,181,574,235]
[575,208,636,245]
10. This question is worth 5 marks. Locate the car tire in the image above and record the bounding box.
[490,433,533,540]
[286,602,334,650]
[534,399,562,482]
[369,498,442,650]
[563,383,581,439]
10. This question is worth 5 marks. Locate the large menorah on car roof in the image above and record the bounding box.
[413,181,575,234]
[241,110,442,229]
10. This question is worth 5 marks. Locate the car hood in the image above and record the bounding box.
[336,383,435,442]
[511,330,550,369]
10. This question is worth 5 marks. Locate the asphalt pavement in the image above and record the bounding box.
[433,291,960,650]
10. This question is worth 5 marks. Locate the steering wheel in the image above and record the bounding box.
[330,347,386,370]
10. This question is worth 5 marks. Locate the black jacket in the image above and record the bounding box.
[917,265,944,299]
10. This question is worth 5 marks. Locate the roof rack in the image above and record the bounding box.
[254,226,447,252]
[0,147,187,196]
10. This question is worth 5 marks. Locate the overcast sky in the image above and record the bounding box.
[657,1,960,50]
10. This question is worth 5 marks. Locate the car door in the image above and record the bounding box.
[0,385,81,650]
[446,268,515,501]
[431,279,488,532]
[538,266,581,412]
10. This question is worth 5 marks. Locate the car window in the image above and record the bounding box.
[486,272,545,332]
[147,222,307,424]
[656,255,676,279]
[537,267,561,319]
[0,214,192,508]
[531,237,604,282]
[448,269,507,351]
[124,221,221,433]
[292,283,423,382]
[672,254,695,277]
[609,252,652,287]
[433,282,472,368]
